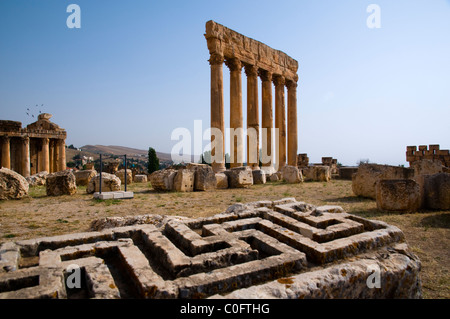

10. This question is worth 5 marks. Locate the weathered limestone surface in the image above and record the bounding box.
[0,167,29,200]
[45,170,77,196]
[352,164,414,199]
[73,170,96,187]
[26,171,49,187]
[173,169,194,192]
[149,169,177,191]
[115,169,132,185]
[0,198,421,299]
[87,173,121,194]
[419,173,450,210]
[411,159,444,177]
[187,163,216,191]
[252,169,266,185]
[303,165,331,182]
[215,173,228,189]
[281,165,303,183]
[134,174,148,183]
[338,167,358,180]
[225,166,253,188]
[376,179,421,213]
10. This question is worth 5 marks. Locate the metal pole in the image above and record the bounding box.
[124,154,127,192]
[99,154,103,194]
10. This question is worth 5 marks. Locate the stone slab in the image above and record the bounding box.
[93,191,134,200]
[0,199,421,299]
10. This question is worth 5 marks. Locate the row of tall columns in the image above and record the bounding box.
[209,54,298,173]
[0,136,65,177]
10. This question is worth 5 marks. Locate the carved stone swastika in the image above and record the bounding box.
[0,199,422,299]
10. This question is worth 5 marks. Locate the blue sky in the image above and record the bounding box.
[1,0,449,166]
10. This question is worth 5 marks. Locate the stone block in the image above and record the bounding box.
[225,166,253,188]
[0,198,422,299]
[87,173,121,194]
[375,179,421,213]
[252,169,266,184]
[26,171,48,187]
[115,169,132,185]
[303,165,331,182]
[173,169,194,192]
[411,159,444,177]
[73,170,97,187]
[0,167,29,200]
[338,167,358,180]
[215,173,228,189]
[281,165,303,183]
[149,169,177,191]
[45,170,77,196]
[352,164,414,199]
[187,163,216,191]
[420,173,450,210]
[134,174,148,183]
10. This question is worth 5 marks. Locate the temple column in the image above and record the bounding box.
[49,140,55,173]
[209,53,226,172]
[1,136,11,169]
[40,138,50,173]
[225,58,244,168]
[20,137,30,177]
[273,75,286,170]
[58,139,66,171]
[287,78,298,167]
[244,64,260,170]
[259,70,273,172]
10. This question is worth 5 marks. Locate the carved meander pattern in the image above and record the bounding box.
[0,200,404,299]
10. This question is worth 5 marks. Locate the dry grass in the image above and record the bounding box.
[0,179,448,298]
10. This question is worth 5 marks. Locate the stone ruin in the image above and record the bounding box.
[0,114,67,178]
[205,20,299,173]
[0,198,421,299]
[406,145,450,168]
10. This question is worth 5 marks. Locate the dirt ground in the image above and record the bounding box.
[0,179,448,299]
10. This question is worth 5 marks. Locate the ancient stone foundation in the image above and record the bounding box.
[0,199,421,299]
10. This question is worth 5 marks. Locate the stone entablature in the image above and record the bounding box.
[0,114,67,177]
[205,20,298,82]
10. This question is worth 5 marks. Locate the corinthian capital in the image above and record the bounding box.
[208,53,224,65]
[272,74,285,87]
[224,58,242,72]
[258,69,272,82]
[244,64,258,77]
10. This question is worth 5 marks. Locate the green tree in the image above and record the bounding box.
[148,147,160,173]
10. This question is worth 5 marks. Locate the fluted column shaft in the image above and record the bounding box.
[209,53,226,172]
[1,136,11,169]
[287,79,298,167]
[225,58,244,168]
[21,137,30,177]
[40,138,50,173]
[245,64,259,169]
[273,75,286,170]
[58,139,66,171]
[259,70,273,170]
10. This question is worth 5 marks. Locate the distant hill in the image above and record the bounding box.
[79,145,173,161]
